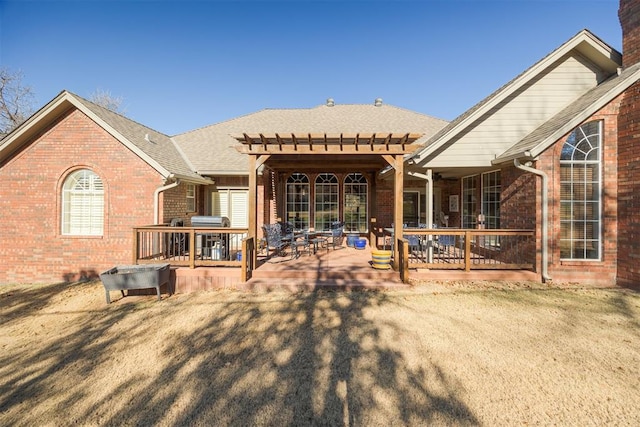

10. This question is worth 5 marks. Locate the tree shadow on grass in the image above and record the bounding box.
[0,283,479,426]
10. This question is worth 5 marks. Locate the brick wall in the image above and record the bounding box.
[617,81,640,286]
[535,101,620,285]
[617,0,640,286]
[619,0,640,67]
[0,109,165,284]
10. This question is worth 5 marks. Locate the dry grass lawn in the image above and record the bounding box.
[1,280,639,426]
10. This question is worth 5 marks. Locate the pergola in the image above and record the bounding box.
[234,132,423,267]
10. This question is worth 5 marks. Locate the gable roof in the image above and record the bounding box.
[495,62,640,163]
[172,103,448,175]
[409,29,622,167]
[0,90,207,183]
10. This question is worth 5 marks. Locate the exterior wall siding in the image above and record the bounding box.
[429,54,604,168]
[0,109,164,284]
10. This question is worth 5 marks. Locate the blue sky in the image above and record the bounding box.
[1,0,623,135]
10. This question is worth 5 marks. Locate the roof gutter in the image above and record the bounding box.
[154,175,180,224]
[514,158,551,282]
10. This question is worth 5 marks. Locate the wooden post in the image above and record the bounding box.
[369,217,377,248]
[132,229,138,264]
[393,154,404,269]
[189,228,196,269]
[464,230,472,271]
[248,155,257,268]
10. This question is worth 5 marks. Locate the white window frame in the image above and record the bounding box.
[343,173,368,232]
[461,175,477,229]
[314,173,339,231]
[285,173,310,230]
[210,188,248,228]
[186,184,196,212]
[61,169,104,236]
[560,120,602,261]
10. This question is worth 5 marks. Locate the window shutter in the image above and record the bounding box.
[230,191,248,228]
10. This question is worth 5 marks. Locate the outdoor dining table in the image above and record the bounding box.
[303,230,328,254]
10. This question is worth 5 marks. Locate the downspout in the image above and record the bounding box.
[154,175,180,224]
[514,158,552,282]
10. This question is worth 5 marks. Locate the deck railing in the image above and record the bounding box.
[133,225,249,269]
[386,228,536,273]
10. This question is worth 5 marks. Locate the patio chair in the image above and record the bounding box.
[262,223,288,257]
[166,218,186,257]
[291,232,311,258]
[403,234,422,260]
[279,221,295,241]
[327,222,344,249]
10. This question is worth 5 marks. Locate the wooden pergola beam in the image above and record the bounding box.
[236,130,423,272]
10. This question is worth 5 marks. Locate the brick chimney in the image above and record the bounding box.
[619,0,640,67]
[617,0,640,287]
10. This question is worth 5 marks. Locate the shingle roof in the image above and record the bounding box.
[71,93,204,181]
[172,103,448,174]
[496,62,640,163]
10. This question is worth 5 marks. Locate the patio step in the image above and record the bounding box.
[249,267,400,281]
[240,277,409,292]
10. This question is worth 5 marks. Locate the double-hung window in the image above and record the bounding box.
[186,184,196,212]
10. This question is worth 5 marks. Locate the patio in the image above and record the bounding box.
[244,241,405,292]
[237,237,538,292]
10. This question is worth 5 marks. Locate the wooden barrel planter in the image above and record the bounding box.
[371,250,392,269]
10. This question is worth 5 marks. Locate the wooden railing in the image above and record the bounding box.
[386,228,535,277]
[133,225,249,269]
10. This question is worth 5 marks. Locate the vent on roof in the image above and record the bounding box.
[326,98,335,107]
[374,98,383,107]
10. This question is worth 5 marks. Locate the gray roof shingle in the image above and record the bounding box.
[172,103,448,174]
[72,93,203,180]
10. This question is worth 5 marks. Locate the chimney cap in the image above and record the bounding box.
[326,98,335,107]
[374,98,383,107]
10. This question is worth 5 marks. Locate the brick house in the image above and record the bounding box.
[1,0,639,287]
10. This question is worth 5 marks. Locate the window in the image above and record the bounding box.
[403,191,419,227]
[344,173,368,232]
[314,173,338,231]
[61,169,104,236]
[461,175,477,228]
[285,173,310,230]
[481,171,501,229]
[186,184,196,212]
[560,121,601,260]
[211,189,248,227]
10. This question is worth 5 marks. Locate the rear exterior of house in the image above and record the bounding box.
[0,108,164,283]
[1,0,640,287]
[0,94,209,284]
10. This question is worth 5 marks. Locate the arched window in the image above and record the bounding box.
[286,173,310,230]
[61,169,104,236]
[560,121,601,260]
[314,173,338,231]
[344,173,368,232]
